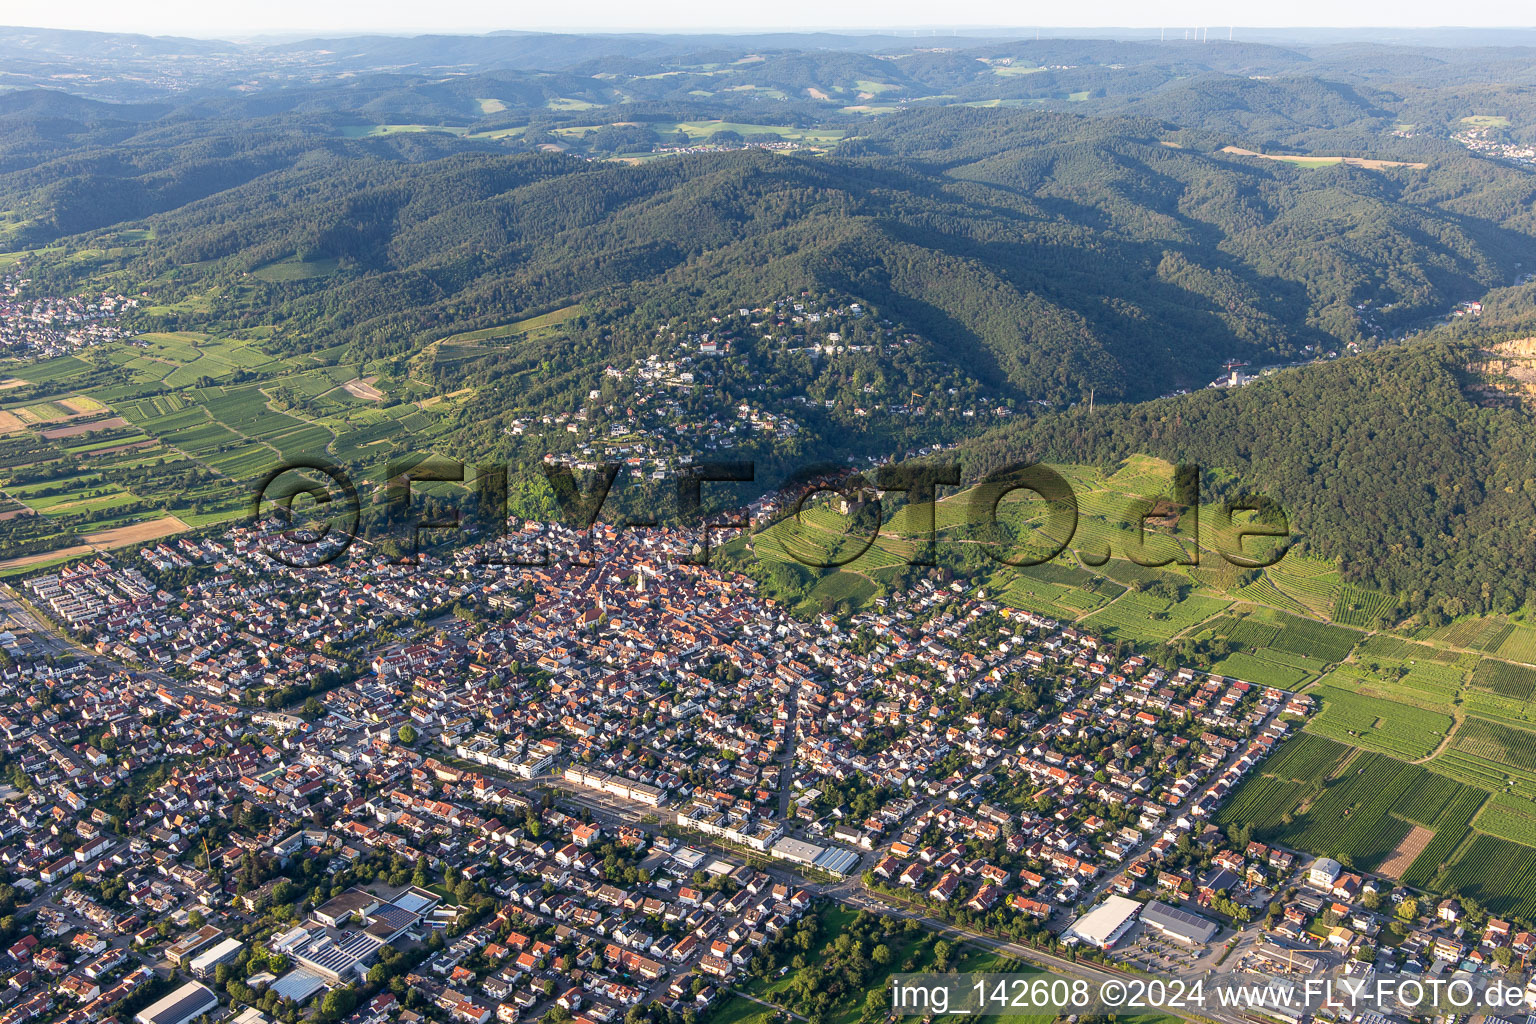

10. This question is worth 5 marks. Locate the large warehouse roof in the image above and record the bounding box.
[1141,900,1220,945]
[813,846,861,877]
[1065,894,1141,949]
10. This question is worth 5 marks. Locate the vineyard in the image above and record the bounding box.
[1495,625,1536,665]
[1469,659,1536,701]
[1331,584,1395,628]
[1206,615,1281,653]
[1440,834,1536,918]
[1267,751,1417,868]
[1079,591,1229,644]
[1219,734,1499,888]
[1472,792,1536,847]
[1449,717,1536,774]
[1214,775,1309,829]
[1429,746,1536,794]
[1265,613,1364,664]
[1393,771,1467,828]
[1398,787,1487,888]
[1261,733,1349,784]
[1208,651,1312,688]
[1305,685,1452,760]
[1264,554,1341,618]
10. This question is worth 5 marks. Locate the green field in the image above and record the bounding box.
[1304,684,1451,759]
[1449,717,1536,775]
[1441,834,1536,918]
[252,256,339,282]
[340,123,472,138]
[438,304,586,345]
[0,322,459,568]
[1473,792,1536,846]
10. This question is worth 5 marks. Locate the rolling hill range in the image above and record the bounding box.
[8,107,1534,413]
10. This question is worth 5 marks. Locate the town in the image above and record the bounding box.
[0,272,138,363]
[518,297,1009,482]
[0,502,1525,1024]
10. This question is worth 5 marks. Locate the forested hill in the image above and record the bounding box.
[950,337,1536,620]
[13,107,1534,407]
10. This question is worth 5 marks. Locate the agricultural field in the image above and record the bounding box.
[1208,651,1313,688]
[1332,584,1396,628]
[1079,591,1229,644]
[436,304,586,346]
[339,124,473,139]
[251,256,339,282]
[1221,733,1494,886]
[0,326,457,571]
[1304,684,1451,759]
[1469,658,1536,701]
[1472,792,1536,846]
[1446,717,1536,780]
[1494,625,1536,665]
[1440,834,1536,918]
[1397,787,1487,887]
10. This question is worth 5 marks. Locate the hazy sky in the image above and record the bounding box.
[15,0,1536,37]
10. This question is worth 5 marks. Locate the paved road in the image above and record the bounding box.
[0,584,83,660]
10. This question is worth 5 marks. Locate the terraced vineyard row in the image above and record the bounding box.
[1469,659,1536,701]
[1213,775,1309,828]
[1263,733,1349,784]
[1472,792,1536,846]
[1331,584,1395,628]
[1274,752,1418,868]
[1451,717,1536,773]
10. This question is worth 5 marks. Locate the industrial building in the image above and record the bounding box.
[188,936,244,978]
[1140,901,1220,945]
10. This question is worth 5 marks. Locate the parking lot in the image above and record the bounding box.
[1117,921,1209,973]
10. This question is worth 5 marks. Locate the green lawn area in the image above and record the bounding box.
[252,256,339,282]
[340,124,471,139]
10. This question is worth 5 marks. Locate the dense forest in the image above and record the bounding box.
[951,334,1536,620]
[9,106,1535,410]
